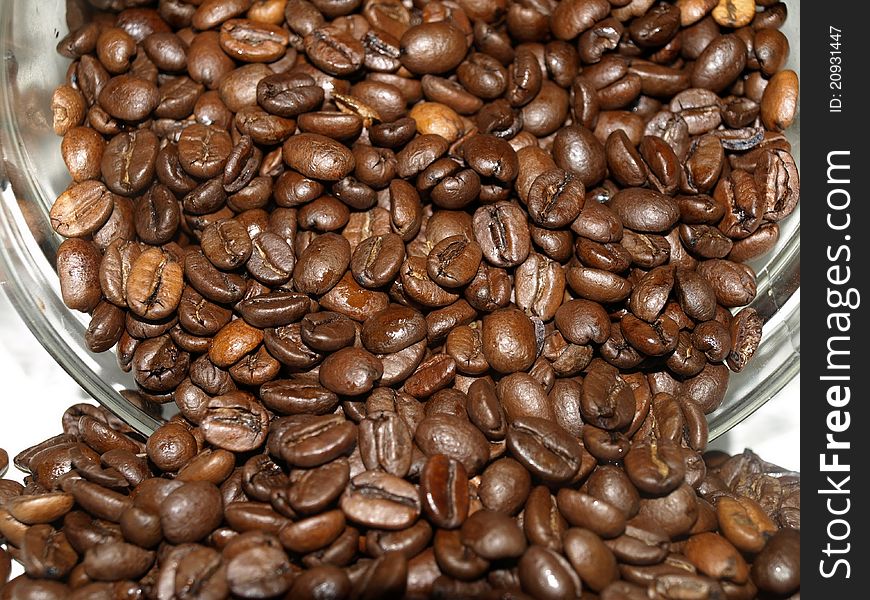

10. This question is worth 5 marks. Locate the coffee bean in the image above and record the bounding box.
[271,414,356,470]
[426,235,483,288]
[400,22,467,75]
[473,202,532,268]
[282,133,355,181]
[291,235,351,297]
[340,471,421,530]
[304,26,365,77]
[359,411,413,478]
[460,509,527,561]
[101,130,159,197]
[761,69,799,131]
[318,347,383,396]
[419,454,469,529]
[415,413,490,476]
[756,148,800,221]
[507,417,583,484]
[751,528,799,595]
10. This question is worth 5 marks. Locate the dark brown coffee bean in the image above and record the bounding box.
[527,169,585,229]
[557,489,626,539]
[726,307,763,373]
[480,308,538,374]
[518,545,582,600]
[175,124,232,181]
[696,259,757,307]
[271,414,356,470]
[283,133,355,181]
[563,528,620,593]
[473,202,532,268]
[458,509,527,562]
[340,471,421,530]
[624,439,686,496]
[415,414,489,476]
[101,130,159,197]
[201,391,270,453]
[426,235,483,288]
[755,148,800,221]
[507,417,582,484]
[691,34,747,93]
[97,75,159,122]
[304,25,365,77]
[400,256,460,308]
[358,411,413,478]
[123,247,184,321]
[512,253,564,321]
[400,22,467,75]
[497,372,554,424]
[61,126,105,184]
[50,180,115,240]
[751,528,799,595]
[293,233,352,295]
[361,307,426,354]
[419,454,469,529]
[578,360,634,431]
[220,19,289,63]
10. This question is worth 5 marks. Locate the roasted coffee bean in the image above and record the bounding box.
[237,291,310,329]
[527,169,585,229]
[477,457,531,516]
[752,528,799,595]
[272,414,356,469]
[400,22,467,75]
[481,307,538,374]
[426,235,483,288]
[283,133,355,181]
[320,347,383,396]
[420,454,469,529]
[514,253,566,321]
[459,509,527,562]
[697,259,757,307]
[473,202,531,268]
[340,471,421,530]
[507,417,582,484]
[625,439,687,495]
[360,307,426,354]
[304,26,365,77]
[497,372,554,423]
[293,233,352,295]
[257,72,323,119]
[580,361,635,431]
[756,148,800,221]
[101,130,159,197]
[200,392,269,453]
[415,413,490,476]
[359,411,413,478]
[724,306,763,373]
[761,69,799,132]
[50,180,115,239]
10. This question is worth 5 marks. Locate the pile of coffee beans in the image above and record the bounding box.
[0,404,799,598]
[33,0,801,597]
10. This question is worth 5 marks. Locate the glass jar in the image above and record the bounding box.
[0,0,800,438]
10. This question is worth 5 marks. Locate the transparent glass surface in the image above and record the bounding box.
[0,0,799,438]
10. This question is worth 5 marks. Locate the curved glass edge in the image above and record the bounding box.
[0,2,162,434]
[0,0,800,438]
[708,291,801,440]
[706,0,800,437]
